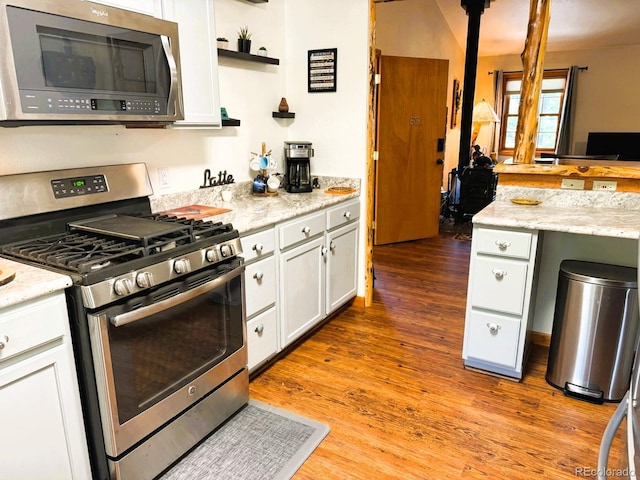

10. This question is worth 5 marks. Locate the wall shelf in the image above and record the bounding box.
[217,48,279,65]
[222,118,241,127]
[272,112,295,118]
[246,0,268,2]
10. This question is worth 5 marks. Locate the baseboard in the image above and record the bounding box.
[531,331,551,347]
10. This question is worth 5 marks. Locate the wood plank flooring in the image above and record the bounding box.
[249,233,625,479]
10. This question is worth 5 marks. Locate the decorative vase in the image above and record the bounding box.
[278,97,289,113]
[257,48,268,57]
[217,40,228,50]
[238,39,251,54]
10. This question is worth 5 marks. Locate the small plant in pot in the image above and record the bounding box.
[237,26,252,54]
[216,37,229,49]
[257,46,268,57]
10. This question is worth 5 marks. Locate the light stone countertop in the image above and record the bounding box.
[0,257,72,310]
[473,186,640,239]
[150,176,361,235]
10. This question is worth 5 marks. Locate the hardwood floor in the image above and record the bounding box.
[249,233,625,479]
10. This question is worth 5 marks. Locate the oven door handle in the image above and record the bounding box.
[109,266,244,327]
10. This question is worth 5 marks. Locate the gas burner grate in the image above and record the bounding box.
[146,214,235,240]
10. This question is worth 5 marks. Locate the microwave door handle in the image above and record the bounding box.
[161,35,179,117]
[109,266,243,327]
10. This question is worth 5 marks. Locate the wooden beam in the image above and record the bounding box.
[365,0,376,307]
[513,0,551,164]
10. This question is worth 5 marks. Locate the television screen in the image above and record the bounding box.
[586,132,640,160]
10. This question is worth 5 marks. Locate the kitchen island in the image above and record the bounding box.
[463,186,640,379]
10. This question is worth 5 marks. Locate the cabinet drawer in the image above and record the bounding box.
[245,257,277,318]
[247,308,278,371]
[471,257,528,315]
[474,228,532,259]
[326,199,360,230]
[278,211,325,250]
[240,228,275,264]
[0,294,67,364]
[465,311,521,368]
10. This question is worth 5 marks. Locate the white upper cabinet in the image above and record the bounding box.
[161,0,222,128]
[88,0,163,16]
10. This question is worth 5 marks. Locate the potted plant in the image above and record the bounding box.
[237,26,252,54]
[257,46,268,57]
[216,37,229,49]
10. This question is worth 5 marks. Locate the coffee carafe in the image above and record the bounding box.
[284,141,313,193]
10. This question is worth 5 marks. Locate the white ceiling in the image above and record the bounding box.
[433,0,640,56]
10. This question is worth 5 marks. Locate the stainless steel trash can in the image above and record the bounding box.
[546,260,639,403]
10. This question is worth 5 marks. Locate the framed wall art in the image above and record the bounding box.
[451,78,461,129]
[308,48,337,93]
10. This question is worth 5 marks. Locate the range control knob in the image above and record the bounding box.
[220,244,234,258]
[205,249,219,263]
[136,271,154,288]
[174,258,191,274]
[114,278,134,296]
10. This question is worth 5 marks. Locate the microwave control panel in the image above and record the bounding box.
[20,91,165,116]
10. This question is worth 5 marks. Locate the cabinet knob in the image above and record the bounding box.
[492,268,507,279]
[302,226,311,234]
[329,240,336,251]
[495,240,511,250]
[486,323,501,334]
[253,271,264,281]
[343,211,351,219]
[0,335,8,349]
[255,324,264,335]
[321,246,328,256]
[252,243,264,252]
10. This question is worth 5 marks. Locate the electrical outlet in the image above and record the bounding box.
[158,168,170,189]
[592,180,617,191]
[561,178,585,190]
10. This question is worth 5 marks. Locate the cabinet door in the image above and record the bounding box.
[0,346,91,479]
[161,0,222,127]
[247,307,278,371]
[279,236,325,347]
[245,256,277,318]
[326,222,359,314]
[90,0,162,16]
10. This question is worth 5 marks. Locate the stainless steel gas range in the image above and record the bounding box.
[0,163,249,480]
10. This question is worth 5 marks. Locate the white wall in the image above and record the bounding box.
[375,0,465,183]
[475,44,640,155]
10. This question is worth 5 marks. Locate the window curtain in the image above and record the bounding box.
[555,65,579,155]
[491,70,503,155]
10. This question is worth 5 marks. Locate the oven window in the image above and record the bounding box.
[107,274,244,423]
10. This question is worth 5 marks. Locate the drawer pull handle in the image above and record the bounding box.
[253,271,264,281]
[343,211,351,219]
[486,323,501,334]
[0,335,8,349]
[495,240,511,250]
[255,324,264,335]
[492,269,507,279]
[302,226,311,234]
[252,243,264,252]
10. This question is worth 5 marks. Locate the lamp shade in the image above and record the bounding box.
[472,99,500,123]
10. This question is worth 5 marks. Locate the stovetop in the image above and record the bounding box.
[2,213,238,277]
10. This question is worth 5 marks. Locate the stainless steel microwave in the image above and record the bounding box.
[0,0,184,126]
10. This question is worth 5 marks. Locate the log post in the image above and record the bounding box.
[512,0,551,164]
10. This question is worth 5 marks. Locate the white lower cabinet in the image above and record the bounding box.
[240,227,278,372]
[462,226,541,379]
[0,292,91,479]
[279,199,360,348]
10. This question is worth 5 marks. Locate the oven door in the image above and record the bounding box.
[87,260,247,458]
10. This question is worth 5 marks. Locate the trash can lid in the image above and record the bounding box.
[560,260,638,288]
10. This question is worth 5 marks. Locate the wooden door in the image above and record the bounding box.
[374,55,448,245]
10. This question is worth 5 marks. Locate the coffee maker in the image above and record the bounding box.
[284,141,313,193]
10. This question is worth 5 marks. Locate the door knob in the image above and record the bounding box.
[436,158,444,165]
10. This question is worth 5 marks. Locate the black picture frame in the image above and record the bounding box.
[308,48,337,93]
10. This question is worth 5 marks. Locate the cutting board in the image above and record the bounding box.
[0,266,16,286]
[159,205,231,220]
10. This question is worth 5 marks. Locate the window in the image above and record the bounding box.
[499,70,568,155]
